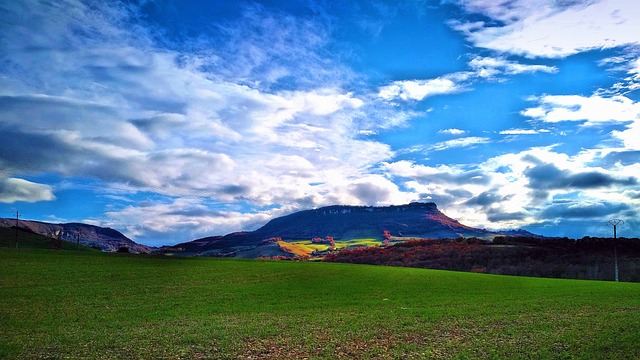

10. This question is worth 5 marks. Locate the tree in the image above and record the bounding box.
[383,230,391,247]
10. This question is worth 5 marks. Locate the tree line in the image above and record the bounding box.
[324,236,640,282]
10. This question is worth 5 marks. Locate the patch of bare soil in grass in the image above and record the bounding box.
[240,331,402,360]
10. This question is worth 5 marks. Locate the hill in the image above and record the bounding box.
[0,218,151,253]
[167,202,534,257]
[1,249,639,359]
[0,226,96,251]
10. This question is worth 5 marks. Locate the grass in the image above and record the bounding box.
[1,249,639,359]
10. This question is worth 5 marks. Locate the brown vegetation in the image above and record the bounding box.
[324,236,640,282]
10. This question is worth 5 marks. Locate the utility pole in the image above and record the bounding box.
[607,219,624,282]
[15,210,19,248]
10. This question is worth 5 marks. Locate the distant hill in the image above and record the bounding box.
[0,226,96,251]
[167,202,532,257]
[0,219,151,253]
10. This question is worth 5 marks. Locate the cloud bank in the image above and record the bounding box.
[1,0,639,244]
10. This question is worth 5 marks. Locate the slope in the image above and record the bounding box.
[0,218,151,253]
[0,226,97,251]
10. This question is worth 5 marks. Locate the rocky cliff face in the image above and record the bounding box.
[0,219,151,253]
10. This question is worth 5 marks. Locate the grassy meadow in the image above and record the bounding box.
[1,248,639,359]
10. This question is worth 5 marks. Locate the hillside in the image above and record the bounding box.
[168,202,529,257]
[0,226,96,251]
[1,250,639,359]
[254,202,487,239]
[0,218,151,253]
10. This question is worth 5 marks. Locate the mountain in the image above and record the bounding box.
[0,218,151,253]
[168,202,514,257]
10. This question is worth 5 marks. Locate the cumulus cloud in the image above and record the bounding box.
[3,0,639,243]
[0,178,55,203]
[611,118,640,150]
[522,94,640,125]
[0,0,424,242]
[439,128,466,135]
[0,0,400,206]
[378,74,469,101]
[96,198,278,246]
[452,0,640,58]
[347,175,415,206]
[385,159,523,228]
[384,161,491,186]
[522,94,640,150]
[385,145,640,232]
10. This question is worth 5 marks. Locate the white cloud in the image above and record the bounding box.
[439,128,466,135]
[3,0,638,243]
[347,175,416,206]
[428,136,490,151]
[0,0,418,242]
[603,56,640,96]
[522,93,640,151]
[378,76,465,101]
[522,94,640,125]
[378,56,557,103]
[98,198,278,246]
[612,121,640,150]
[383,144,639,234]
[499,129,549,135]
[453,0,640,58]
[469,56,557,79]
[0,178,55,203]
[0,0,398,204]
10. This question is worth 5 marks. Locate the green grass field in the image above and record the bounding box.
[1,249,639,359]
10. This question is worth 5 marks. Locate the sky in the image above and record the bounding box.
[1,0,639,246]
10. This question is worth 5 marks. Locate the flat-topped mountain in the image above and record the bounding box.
[253,202,485,240]
[0,218,151,253]
[169,202,519,256]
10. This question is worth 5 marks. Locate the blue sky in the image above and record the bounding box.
[1,0,639,246]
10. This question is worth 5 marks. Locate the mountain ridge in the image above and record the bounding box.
[168,202,538,257]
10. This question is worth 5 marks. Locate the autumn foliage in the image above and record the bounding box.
[312,236,335,250]
[324,236,640,282]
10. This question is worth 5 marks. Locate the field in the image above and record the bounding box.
[1,249,639,359]
[279,238,381,257]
